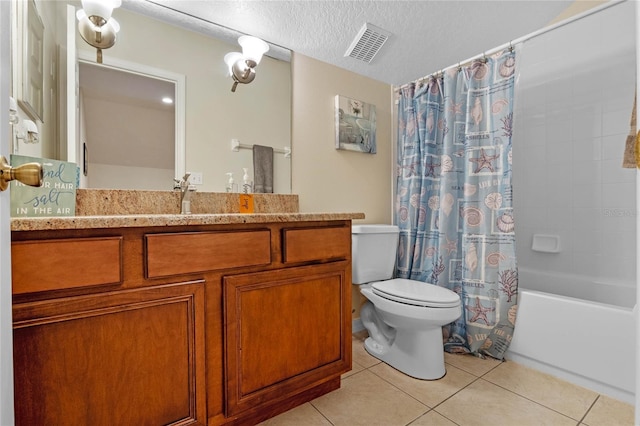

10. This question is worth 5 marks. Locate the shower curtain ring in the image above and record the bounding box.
[509,41,514,52]
[482,52,488,63]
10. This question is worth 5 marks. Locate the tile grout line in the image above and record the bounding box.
[350,342,620,425]
[430,376,484,412]
[354,341,581,426]
[578,394,600,425]
[364,359,490,425]
[308,399,336,426]
[477,361,595,424]
[356,360,459,424]
[423,356,505,414]
[477,376,584,423]
[356,345,509,424]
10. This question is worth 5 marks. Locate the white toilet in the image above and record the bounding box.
[352,224,462,380]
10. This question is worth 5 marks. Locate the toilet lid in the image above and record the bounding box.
[371,279,460,308]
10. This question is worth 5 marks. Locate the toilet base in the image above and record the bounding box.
[363,327,446,380]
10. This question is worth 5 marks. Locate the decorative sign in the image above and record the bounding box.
[239,194,254,214]
[10,155,79,217]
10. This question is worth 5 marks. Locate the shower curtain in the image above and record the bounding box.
[395,50,518,359]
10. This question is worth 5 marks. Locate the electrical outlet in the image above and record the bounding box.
[189,171,203,185]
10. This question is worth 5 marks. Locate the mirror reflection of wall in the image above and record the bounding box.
[9,0,58,160]
[79,62,176,190]
[10,0,292,193]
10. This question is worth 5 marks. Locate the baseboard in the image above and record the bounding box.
[352,318,364,333]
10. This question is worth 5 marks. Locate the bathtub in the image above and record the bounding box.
[506,267,636,404]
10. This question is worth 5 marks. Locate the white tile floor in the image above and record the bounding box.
[259,332,634,426]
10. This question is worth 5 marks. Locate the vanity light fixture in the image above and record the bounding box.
[224,36,270,92]
[76,0,122,64]
[16,120,39,144]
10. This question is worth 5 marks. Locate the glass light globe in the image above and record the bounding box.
[224,52,243,75]
[238,36,269,65]
[80,0,120,22]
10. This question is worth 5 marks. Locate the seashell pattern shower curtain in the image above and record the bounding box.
[395,50,518,359]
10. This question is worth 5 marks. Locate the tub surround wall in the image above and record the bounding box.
[512,0,636,298]
[506,0,636,405]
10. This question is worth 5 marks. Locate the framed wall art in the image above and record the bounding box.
[335,95,376,154]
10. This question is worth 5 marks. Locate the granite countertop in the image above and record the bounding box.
[10,189,365,231]
[11,212,366,231]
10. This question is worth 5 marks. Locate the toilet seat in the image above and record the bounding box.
[371,279,460,308]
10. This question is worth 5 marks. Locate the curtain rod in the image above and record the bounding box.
[396,0,626,91]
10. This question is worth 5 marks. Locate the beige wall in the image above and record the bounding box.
[291,53,393,224]
[548,0,605,25]
[290,54,393,321]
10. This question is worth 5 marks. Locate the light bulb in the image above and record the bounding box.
[238,36,269,65]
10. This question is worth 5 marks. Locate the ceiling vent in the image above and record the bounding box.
[344,23,391,63]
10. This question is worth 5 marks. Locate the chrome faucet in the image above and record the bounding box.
[174,173,196,214]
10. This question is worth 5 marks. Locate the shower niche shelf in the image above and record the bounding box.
[531,234,560,253]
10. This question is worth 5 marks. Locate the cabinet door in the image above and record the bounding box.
[224,262,351,417]
[13,281,206,426]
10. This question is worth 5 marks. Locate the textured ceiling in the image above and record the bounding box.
[124,0,575,85]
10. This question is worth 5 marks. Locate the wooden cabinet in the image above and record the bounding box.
[224,262,350,418]
[11,220,352,425]
[13,281,206,426]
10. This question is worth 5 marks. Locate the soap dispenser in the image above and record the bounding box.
[242,168,252,194]
[226,172,236,193]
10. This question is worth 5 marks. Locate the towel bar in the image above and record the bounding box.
[231,139,291,158]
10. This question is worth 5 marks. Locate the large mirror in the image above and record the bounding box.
[10,0,292,193]
[78,59,179,190]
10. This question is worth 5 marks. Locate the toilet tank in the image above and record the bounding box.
[351,224,400,284]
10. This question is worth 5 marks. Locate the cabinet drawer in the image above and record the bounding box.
[145,230,271,278]
[282,226,350,263]
[11,237,123,295]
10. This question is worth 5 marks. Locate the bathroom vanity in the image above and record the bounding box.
[10,203,363,425]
